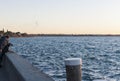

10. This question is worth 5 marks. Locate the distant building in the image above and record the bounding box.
[16,32,22,37]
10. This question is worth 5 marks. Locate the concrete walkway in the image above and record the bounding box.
[0,67,9,81]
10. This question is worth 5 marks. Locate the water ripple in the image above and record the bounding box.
[10,36,120,81]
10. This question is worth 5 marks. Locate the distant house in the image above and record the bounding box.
[16,32,22,37]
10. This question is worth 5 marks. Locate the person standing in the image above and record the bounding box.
[0,35,9,67]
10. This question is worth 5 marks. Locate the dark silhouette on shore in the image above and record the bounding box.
[1,29,120,37]
[0,29,28,37]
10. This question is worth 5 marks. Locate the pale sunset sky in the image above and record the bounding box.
[0,0,120,34]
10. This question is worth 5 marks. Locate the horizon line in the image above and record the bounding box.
[28,33,120,36]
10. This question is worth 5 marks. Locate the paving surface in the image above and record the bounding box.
[0,66,9,81]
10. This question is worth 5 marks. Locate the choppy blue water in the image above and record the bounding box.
[10,36,120,81]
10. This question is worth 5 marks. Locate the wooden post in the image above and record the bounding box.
[93,80,107,81]
[65,58,82,81]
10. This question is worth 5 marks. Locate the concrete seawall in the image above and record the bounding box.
[2,52,54,81]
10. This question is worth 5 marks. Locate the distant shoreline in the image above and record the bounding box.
[24,34,120,37]
[1,30,120,37]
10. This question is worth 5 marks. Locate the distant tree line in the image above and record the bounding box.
[1,29,120,37]
[0,29,28,37]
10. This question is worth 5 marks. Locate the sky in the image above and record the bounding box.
[0,0,120,34]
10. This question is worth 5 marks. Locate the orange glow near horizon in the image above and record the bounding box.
[1,0,120,34]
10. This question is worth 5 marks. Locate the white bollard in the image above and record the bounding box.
[65,58,82,81]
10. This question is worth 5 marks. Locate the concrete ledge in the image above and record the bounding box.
[4,52,54,81]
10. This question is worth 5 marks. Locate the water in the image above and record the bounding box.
[10,36,120,81]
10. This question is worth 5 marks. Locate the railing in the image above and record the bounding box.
[3,52,54,81]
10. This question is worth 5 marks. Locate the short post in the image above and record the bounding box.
[93,80,107,81]
[65,58,82,81]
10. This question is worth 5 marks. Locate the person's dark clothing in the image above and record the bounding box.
[0,36,9,67]
[0,36,8,50]
[2,43,11,53]
[0,43,11,65]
